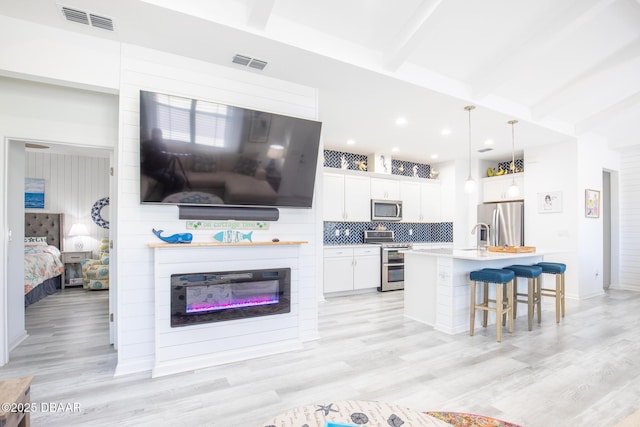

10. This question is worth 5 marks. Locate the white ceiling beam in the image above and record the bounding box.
[383,0,445,71]
[470,0,618,100]
[246,0,275,31]
[575,90,640,134]
[532,39,640,120]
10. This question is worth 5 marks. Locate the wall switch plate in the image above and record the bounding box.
[334,229,340,236]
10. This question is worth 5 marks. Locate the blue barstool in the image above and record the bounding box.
[469,268,515,342]
[503,265,543,331]
[535,262,567,323]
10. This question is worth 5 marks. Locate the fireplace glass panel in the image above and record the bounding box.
[171,268,291,327]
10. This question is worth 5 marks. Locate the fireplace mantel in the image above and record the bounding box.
[148,241,307,248]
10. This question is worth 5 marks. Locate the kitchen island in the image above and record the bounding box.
[404,248,544,334]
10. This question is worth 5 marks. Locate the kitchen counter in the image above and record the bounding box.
[403,248,544,334]
[406,247,545,260]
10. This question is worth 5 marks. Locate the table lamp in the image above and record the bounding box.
[68,223,89,251]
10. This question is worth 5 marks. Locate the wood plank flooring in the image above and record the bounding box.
[1,287,639,426]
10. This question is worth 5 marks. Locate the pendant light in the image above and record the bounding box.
[507,119,520,198]
[464,105,476,193]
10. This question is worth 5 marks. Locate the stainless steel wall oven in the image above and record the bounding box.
[363,230,412,292]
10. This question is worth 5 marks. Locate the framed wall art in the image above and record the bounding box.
[25,177,45,209]
[585,189,600,218]
[538,191,562,213]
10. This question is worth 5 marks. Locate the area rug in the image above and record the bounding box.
[425,411,521,427]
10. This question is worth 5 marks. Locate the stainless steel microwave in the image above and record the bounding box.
[371,199,402,221]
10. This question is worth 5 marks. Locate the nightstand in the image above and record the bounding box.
[61,250,91,289]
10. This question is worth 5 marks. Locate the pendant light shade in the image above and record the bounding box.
[464,105,475,193]
[507,119,520,198]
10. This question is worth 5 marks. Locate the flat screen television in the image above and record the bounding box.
[139,90,322,208]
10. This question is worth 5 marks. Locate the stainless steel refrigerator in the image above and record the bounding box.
[477,201,524,247]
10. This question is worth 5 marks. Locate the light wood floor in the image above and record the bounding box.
[1,287,639,426]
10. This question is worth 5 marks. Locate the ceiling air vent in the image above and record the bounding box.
[89,14,114,31]
[232,54,252,66]
[248,59,268,70]
[61,6,89,25]
[58,4,114,31]
[477,148,494,153]
[232,54,268,71]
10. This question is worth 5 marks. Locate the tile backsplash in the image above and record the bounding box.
[323,221,453,245]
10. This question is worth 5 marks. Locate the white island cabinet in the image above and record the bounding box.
[403,248,543,334]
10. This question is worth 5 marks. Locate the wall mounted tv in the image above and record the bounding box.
[139,90,322,208]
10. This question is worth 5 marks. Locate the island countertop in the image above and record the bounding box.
[404,247,547,261]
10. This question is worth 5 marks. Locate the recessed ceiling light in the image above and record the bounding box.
[347,139,355,145]
[395,117,407,126]
[441,128,451,136]
[484,139,494,145]
[391,147,400,152]
[431,154,439,159]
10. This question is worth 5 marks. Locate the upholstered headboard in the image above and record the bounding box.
[25,213,63,249]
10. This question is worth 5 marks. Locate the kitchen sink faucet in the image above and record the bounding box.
[471,222,490,249]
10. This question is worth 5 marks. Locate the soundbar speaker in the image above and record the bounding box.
[178,205,279,221]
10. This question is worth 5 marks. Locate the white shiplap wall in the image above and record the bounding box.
[617,146,640,291]
[25,152,110,256]
[115,44,321,375]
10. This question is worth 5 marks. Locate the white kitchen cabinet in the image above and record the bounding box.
[370,177,401,200]
[323,172,371,221]
[323,246,380,293]
[482,173,524,203]
[400,180,442,222]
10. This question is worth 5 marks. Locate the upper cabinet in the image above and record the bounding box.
[482,173,524,202]
[323,171,371,221]
[323,170,447,223]
[370,177,401,200]
[401,180,442,222]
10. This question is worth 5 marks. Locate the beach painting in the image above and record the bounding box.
[25,178,45,209]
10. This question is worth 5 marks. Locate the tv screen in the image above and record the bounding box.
[139,90,322,208]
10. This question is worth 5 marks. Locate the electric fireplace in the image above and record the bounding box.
[170,268,291,327]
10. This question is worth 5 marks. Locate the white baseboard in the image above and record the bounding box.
[608,283,640,292]
[8,330,27,352]
[114,356,154,377]
[151,339,304,378]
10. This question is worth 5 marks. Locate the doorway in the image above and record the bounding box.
[6,138,115,359]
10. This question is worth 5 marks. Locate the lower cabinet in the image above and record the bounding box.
[323,246,380,293]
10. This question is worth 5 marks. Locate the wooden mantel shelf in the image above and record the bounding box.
[148,241,308,248]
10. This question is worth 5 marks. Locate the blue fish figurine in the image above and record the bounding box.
[213,230,253,243]
[152,229,193,244]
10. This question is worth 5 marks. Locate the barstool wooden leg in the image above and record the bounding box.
[561,273,566,318]
[536,276,542,324]
[512,277,518,319]
[470,280,476,336]
[527,278,534,331]
[496,282,503,343]
[507,279,514,333]
[555,274,561,324]
[482,282,489,328]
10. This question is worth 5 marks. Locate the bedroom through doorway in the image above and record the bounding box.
[6,138,115,362]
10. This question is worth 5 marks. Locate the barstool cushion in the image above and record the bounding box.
[536,262,566,274]
[470,268,515,283]
[504,265,543,278]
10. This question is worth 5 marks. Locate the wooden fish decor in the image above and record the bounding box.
[213,230,253,243]
[152,229,193,244]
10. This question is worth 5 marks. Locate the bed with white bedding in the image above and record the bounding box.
[24,213,64,306]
